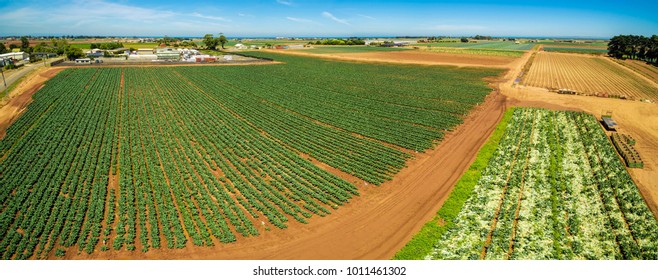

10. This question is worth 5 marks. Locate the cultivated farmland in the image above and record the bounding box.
[524,52,658,100]
[0,54,501,259]
[293,46,410,54]
[428,108,658,260]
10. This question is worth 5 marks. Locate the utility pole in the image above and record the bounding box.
[1,61,7,97]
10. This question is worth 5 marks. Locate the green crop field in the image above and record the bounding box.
[399,108,658,260]
[0,53,501,259]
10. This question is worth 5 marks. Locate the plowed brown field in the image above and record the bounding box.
[524,52,658,101]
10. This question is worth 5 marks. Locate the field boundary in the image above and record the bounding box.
[393,107,516,260]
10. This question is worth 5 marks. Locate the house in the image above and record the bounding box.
[74,58,91,64]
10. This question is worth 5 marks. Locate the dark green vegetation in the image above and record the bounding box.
[0,54,501,259]
[394,108,516,260]
[608,34,658,63]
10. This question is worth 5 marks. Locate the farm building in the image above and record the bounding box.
[155,48,180,60]
[32,52,57,58]
[601,116,618,131]
[381,41,411,47]
[0,52,28,61]
[128,54,158,61]
[137,48,154,55]
[74,58,91,64]
[558,89,577,95]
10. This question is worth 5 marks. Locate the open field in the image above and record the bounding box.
[421,47,525,57]
[524,52,658,100]
[264,49,518,68]
[0,54,501,259]
[427,107,658,260]
[614,59,658,84]
[291,46,410,54]
[542,47,608,54]
[415,41,535,50]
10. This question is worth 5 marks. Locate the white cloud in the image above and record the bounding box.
[286,17,314,23]
[276,0,293,6]
[322,12,349,25]
[0,0,236,35]
[190,12,231,22]
[357,14,376,20]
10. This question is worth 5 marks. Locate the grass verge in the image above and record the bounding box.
[392,107,516,260]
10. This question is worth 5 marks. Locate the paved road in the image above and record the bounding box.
[1,63,39,94]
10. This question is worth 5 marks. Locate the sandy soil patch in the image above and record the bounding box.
[265,49,517,68]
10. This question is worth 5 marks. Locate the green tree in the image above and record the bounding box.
[218,34,228,49]
[20,36,30,51]
[460,37,469,43]
[65,46,84,60]
[203,34,219,50]
[0,42,7,54]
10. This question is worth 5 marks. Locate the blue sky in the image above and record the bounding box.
[0,0,656,38]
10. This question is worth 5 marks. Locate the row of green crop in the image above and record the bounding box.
[0,68,120,259]
[393,107,516,260]
[1,53,503,258]
[0,65,369,258]
[206,52,501,152]
[424,108,658,260]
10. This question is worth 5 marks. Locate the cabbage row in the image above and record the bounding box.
[431,108,658,260]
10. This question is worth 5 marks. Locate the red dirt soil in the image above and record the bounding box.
[266,49,516,68]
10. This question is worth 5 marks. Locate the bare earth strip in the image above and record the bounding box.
[265,49,516,68]
[524,52,658,101]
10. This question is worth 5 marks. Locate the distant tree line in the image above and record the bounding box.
[473,35,493,40]
[608,34,658,63]
[308,38,366,45]
[89,42,124,50]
